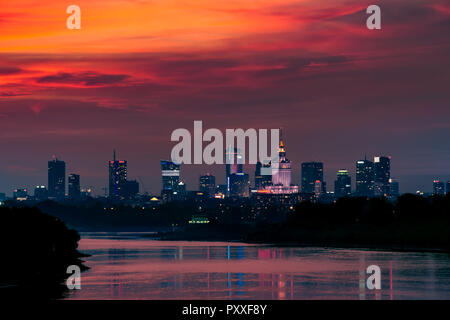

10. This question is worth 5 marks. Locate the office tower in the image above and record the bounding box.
[199,173,215,198]
[255,161,272,190]
[301,162,324,194]
[229,173,250,197]
[13,188,28,201]
[447,181,450,195]
[68,174,81,199]
[374,156,391,196]
[0,193,6,201]
[334,169,352,199]
[388,178,400,200]
[433,180,445,195]
[356,158,374,197]
[109,150,127,198]
[48,157,66,199]
[161,160,181,191]
[34,186,48,201]
[122,180,139,199]
[226,147,243,194]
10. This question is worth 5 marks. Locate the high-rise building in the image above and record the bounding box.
[301,162,324,194]
[229,173,250,197]
[254,161,272,190]
[447,181,450,195]
[272,140,292,187]
[48,158,66,199]
[433,180,445,195]
[109,150,127,198]
[388,178,400,200]
[34,185,48,201]
[226,147,243,194]
[122,180,139,199]
[264,133,298,194]
[13,188,28,201]
[161,160,181,192]
[68,174,81,199]
[356,159,374,197]
[199,173,215,198]
[374,156,391,196]
[334,169,351,199]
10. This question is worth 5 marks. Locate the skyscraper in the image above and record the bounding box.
[433,180,445,195]
[226,147,243,194]
[161,160,180,191]
[301,162,324,194]
[229,173,250,197]
[374,156,391,196]
[264,133,298,194]
[272,140,292,187]
[388,178,400,200]
[34,186,48,201]
[48,157,66,199]
[447,181,450,195]
[68,173,81,199]
[356,159,374,197]
[334,169,351,198]
[199,173,215,198]
[254,161,272,190]
[109,150,127,198]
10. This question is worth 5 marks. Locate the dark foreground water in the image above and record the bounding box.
[65,232,450,300]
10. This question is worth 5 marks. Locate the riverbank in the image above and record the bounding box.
[0,207,87,299]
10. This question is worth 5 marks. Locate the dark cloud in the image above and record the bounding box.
[0,67,22,75]
[36,72,130,87]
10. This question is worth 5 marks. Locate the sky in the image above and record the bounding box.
[0,0,449,196]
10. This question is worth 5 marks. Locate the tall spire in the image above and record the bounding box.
[113,149,116,162]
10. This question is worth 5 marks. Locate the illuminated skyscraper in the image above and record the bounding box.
[374,156,391,196]
[68,173,81,199]
[48,157,66,199]
[334,169,351,198]
[161,160,180,191]
[199,173,215,198]
[229,173,250,197]
[433,180,445,195]
[13,188,28,201]
[226,147,243,194]
[301,162,324,194]
[264,133,298,194]
[356,158,374,197]
[388,178,400,200]
[34,186,48,201]
[109,150,127,198]
[272,140,291,187]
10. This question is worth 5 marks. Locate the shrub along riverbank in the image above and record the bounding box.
[0,207,86,298]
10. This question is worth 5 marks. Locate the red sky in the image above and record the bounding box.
[1,0,449,195]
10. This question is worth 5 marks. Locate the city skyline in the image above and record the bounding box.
[1,147,449,198]
[1,0,449,195]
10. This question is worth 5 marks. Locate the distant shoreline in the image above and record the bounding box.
[78,230,450,254]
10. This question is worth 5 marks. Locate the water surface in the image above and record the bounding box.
[66,232,450,299]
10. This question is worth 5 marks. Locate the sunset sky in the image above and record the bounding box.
[1,0,449,195]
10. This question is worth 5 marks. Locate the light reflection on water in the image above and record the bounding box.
[65,232,450,300]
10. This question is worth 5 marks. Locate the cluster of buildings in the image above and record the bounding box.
[1,137,449,206]
[158,138,403,204]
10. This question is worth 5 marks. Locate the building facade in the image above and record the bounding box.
[48,158,66,199]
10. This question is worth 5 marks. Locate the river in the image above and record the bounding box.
[65,232,450,300]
